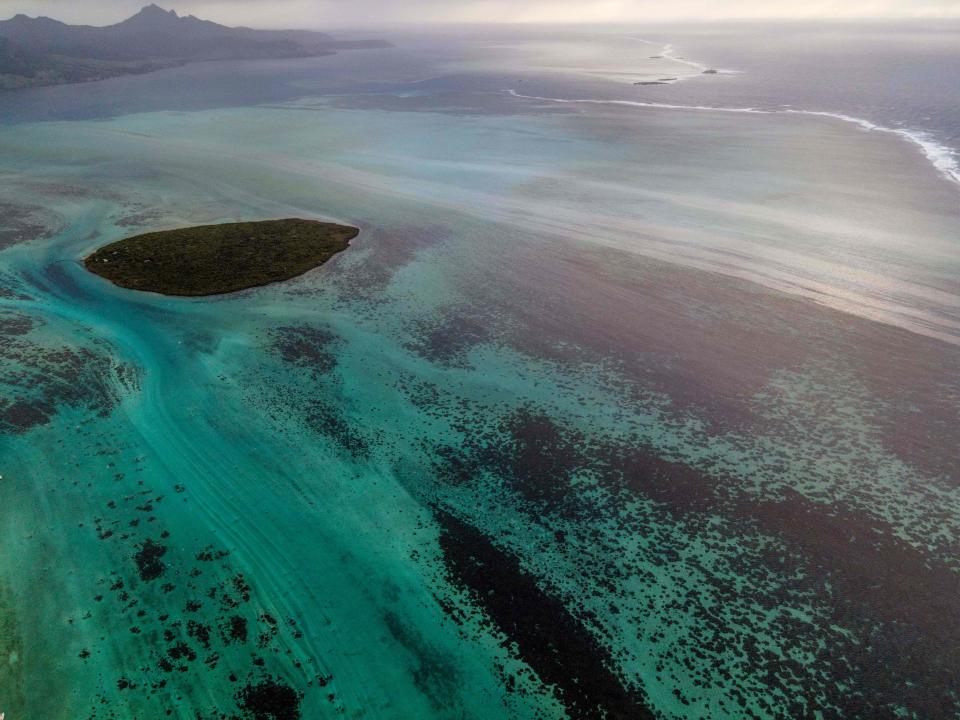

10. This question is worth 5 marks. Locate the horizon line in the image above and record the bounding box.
[3,5,960,30]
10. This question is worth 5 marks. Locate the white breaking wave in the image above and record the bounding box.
[504,89,960,190]
[627,37,739,79]
[660,43,709,73]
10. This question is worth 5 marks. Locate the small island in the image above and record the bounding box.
[85,218,358,296]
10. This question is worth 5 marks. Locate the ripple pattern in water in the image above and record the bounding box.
[1,42,960,720]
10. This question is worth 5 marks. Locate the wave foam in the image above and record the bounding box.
[627,37,739,78]
[505,90,960,191]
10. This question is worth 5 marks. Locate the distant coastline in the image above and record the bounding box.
[0,4,390,91]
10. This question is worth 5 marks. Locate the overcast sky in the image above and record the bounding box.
[2,0,960,27]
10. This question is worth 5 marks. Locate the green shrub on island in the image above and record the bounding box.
[85,218,358,296]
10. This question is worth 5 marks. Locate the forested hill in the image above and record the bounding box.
[0,4,389,89]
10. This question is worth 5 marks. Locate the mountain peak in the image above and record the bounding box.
[0,3,387,90]
[120,4,181,25]
[139,4,179,17]
[112,4,187,31]
[6,13,65,25]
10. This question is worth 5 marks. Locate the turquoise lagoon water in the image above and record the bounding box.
[2,31,960,719]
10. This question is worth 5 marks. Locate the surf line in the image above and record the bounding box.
[504,89,960,190]
[627,36,739,78]
[628,36,709,73]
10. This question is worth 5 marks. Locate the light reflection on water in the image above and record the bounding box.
[0,25,959,720]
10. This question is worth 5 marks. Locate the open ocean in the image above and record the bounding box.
[1,22,959,719]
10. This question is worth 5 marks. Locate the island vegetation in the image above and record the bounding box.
[85,218,358,296]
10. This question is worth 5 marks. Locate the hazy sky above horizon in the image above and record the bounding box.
[2,0,959,27]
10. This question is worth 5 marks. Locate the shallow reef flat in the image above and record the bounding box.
[1,61,960,720]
